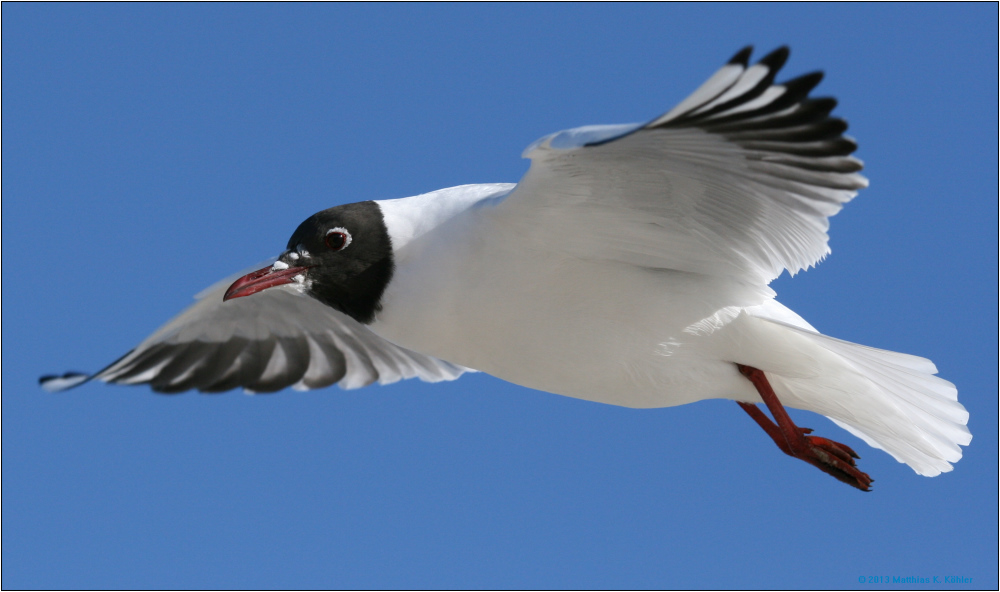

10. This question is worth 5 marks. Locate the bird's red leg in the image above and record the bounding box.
[736,364,874,492]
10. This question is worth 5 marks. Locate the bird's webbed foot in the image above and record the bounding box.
[736,364,874,492]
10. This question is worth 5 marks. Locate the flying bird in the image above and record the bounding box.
[41,46,971,491]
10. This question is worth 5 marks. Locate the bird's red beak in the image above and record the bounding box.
[223,264,311,301]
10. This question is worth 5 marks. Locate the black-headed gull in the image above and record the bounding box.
[42,47,971,491]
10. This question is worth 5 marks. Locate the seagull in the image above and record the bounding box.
[42,46,971,491]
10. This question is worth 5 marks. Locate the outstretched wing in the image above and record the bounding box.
[500,46,867,285]
[41,267,470,394]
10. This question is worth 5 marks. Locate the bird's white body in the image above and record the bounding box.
[373,184,968,477]
[375,183,761,409]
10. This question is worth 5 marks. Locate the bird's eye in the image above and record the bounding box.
[325,227,352,251]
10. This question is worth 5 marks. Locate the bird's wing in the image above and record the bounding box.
[498,46,867,285]
[40,266,470,394]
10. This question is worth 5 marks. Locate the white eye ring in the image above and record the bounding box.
[325,227,352,251]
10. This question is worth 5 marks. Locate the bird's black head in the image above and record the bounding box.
[224,201,394,324]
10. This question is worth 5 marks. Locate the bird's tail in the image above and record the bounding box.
[753,318,971,477]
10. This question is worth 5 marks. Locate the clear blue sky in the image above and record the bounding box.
[3,4,996,589]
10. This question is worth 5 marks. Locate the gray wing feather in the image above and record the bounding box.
[41,268,469,394]
[507,47,867,286]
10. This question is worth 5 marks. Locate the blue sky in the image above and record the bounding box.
[3,4,996,589]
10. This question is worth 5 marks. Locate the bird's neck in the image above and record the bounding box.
[374,183,515,252]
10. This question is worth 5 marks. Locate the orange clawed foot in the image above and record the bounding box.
[736,364,874,492]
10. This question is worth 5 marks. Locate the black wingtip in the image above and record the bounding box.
[758,45,790,72]
[729,46,754,66]
[779,71,825,102]
[785,70,824,90]
[39,372,91,392]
